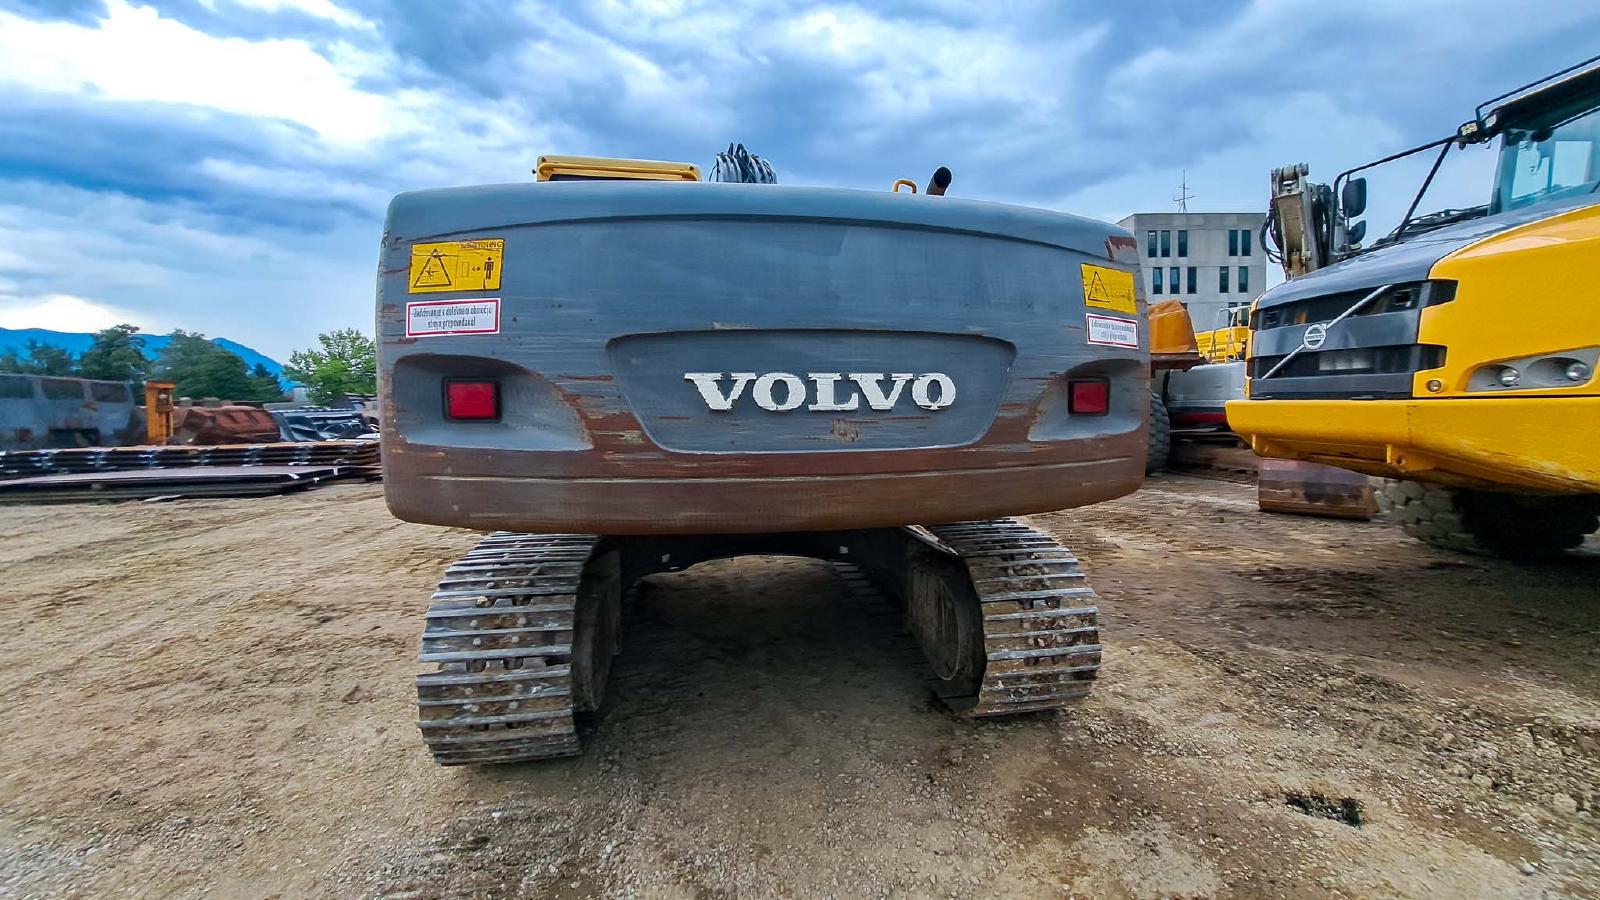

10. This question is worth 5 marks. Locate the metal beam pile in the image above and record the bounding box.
[0,465,366,503]
[0,440,379,481]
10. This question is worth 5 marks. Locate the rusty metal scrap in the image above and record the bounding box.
[169,405,282,445]
[1257,458,1377,520]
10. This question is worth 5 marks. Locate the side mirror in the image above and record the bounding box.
[1341,177,1368,218]
[1347,220,1367,246]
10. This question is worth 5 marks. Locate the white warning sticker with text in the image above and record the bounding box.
[406,299,500,337]
[1085,313,1139,349]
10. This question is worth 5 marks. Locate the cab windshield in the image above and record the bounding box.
[1492,104,1600,213]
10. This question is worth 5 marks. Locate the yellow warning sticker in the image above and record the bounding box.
[1080,263,1137,315]
[408,239,504,294]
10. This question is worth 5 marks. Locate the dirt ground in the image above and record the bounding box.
[1,476,1596,899]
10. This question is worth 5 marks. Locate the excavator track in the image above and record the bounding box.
[921,519,1102,716]
[415,532,613,766]
[413,520,1097,766]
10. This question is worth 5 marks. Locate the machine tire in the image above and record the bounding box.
[1382,480,1600,559]
[1146,393,1171,475]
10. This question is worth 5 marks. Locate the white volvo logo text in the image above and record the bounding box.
[683,372,956,412]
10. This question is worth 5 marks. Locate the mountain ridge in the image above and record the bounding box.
[0,327,285,377]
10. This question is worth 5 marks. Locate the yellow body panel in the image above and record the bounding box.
[535,155,700,182]
[1146,300,1199,356]
[1232,202,1600,494]
[1196,325,1249,362]
[1415,203,1600,397]
[1226,397,1600,492]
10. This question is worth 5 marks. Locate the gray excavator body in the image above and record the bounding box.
[379,178,1148,763]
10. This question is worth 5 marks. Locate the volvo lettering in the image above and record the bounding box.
[683,372,956,412]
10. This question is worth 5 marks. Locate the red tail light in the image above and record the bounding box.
[445,380,499,420]
[1068,379,1110,415]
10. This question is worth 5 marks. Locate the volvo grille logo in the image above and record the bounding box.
[684,372,955,412]
[1302,322,1329,351]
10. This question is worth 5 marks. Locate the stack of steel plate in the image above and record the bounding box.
[0,465,361,503]
[0,439,379,480]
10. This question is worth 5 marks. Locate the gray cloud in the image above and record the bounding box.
[0,0,1597,357]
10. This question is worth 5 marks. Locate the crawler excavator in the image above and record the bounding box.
[378,152,1148,764]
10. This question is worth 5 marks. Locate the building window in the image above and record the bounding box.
[1225,228,1254,257]
[1152,267,1163,294]
[1147,230,1157,258]
[1219,266,1229,293]
[1186,266,1197,294]
[1160,230,1171,257]
[1177,230,1188,257]
[1169,266,1179,293]
[1238,266,1249,294]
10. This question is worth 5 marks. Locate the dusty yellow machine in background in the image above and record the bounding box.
[1195,306,1249,364]
[1230,58,1600,556]
[143,381,175,444]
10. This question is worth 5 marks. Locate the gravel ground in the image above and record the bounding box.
[1,476,1596,898]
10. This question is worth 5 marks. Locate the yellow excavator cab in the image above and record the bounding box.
[144,380,176,444]
[534,155,700,182]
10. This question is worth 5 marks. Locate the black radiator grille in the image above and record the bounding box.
[1253,281,1455,331]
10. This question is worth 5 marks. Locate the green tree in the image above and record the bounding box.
[284,328,376,405]
[248,363,286,402]
[152,330,257,400]
[19,340,77,376]
[0,348,24,374]
[77,323,149,382]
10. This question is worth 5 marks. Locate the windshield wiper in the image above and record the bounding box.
[1386,141,1453,244]
[1367,206,1487,248]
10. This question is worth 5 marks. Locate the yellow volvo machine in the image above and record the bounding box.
[1195,306,1249,364]
[1229,58,1600,557]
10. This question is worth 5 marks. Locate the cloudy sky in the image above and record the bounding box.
[0,0,1595,359]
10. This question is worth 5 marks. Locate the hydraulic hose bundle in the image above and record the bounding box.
[709,143,777,184]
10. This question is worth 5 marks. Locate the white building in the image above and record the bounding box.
[1116,212,1268,332]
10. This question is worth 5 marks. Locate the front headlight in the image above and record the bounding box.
[1465,349,1600,391]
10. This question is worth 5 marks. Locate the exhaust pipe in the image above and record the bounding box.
[925,167,952,196]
